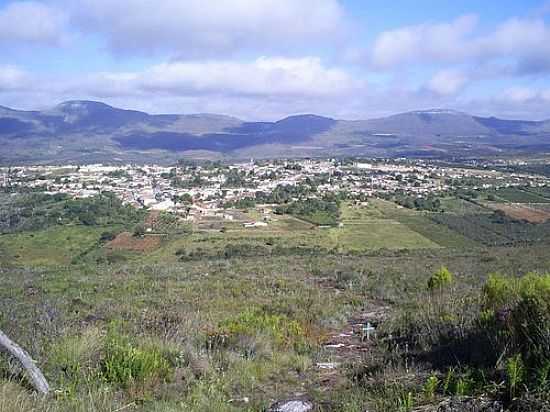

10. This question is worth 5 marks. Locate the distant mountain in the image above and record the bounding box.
[365,110,490,137]
[51,101,150,130]
[0,101,548,164]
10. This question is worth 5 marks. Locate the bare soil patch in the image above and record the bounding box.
[488,203,550,223]
[106,232,162,252]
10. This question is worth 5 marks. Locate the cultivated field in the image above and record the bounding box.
[486,202,550,223]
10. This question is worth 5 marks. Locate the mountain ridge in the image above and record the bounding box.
[0,100,549,164]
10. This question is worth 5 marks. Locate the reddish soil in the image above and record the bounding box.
[106,232,162,252]
[145,210,161,227]
[490,203,550,223]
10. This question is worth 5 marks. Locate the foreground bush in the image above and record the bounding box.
[102,326,173,388]
[482,273,550,365]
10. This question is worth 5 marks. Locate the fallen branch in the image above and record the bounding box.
[0,329,49,395]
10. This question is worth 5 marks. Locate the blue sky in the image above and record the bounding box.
[0,0,550,120]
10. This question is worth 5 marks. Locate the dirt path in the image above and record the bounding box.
[314,302,390,390]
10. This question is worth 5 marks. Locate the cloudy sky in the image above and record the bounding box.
[1,0,550,120]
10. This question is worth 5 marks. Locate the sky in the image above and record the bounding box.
[1,0,550,120]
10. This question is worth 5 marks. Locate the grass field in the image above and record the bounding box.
[371,199,475,248]
[148,201,450,263]
[0,225,109,266]
[524,186,550,200]
[329,201,440,250]
[439,197,490,215]
[0,200,482,269]
[492,187,550,203]
[3,195,547,270]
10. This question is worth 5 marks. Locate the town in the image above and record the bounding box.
[2,159,549,224]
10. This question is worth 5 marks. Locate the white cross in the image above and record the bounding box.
[362,322,376,341]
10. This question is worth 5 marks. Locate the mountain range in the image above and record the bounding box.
[1,101,549,164]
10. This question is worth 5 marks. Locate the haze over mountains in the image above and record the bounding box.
[1,101,549,164]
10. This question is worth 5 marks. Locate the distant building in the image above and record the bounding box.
[243,221,268,228]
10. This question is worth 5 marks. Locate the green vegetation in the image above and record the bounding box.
[394,194,442,211]
[431,212,550,246]
[492,187,550,203]
[0,192,144,234]
[427,266,453,291]
[275,198,340,226]
[0,225,111,266]
[102,326,173,388]
[219,309,309,351]
[1,189,550,411]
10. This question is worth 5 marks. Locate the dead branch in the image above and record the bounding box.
[0,329,49,395]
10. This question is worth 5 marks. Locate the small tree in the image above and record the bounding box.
[427,266,454,292]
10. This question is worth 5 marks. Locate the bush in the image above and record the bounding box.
[481,273,550,392]
[427,266,454,291]
[423,374,439,400]
[101,327,172,388]
[219,309,309,351]
[275,198,340,226]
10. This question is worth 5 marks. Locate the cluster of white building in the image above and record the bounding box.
[1,159,548,222]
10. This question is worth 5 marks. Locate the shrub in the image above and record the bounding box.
[481,273,550,393]
[482,273,516,309]
[535,361,550,392]
[427,266,454,291]
[219,309,308,351]
[423,374,439,400]
[101,327,172,388]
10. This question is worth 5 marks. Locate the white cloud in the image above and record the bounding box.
[67,0,346,57]
[427,69,468,96]
[371,15,478,68]
[0,65,29,90]
[58,57,363,102]
[0,57,365,119]
[4,67,550,121]
[131,57,362,98]
[371,14,550,75]
[0,1,67,45]
[498,87,550,104]
[477,18,550,74]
